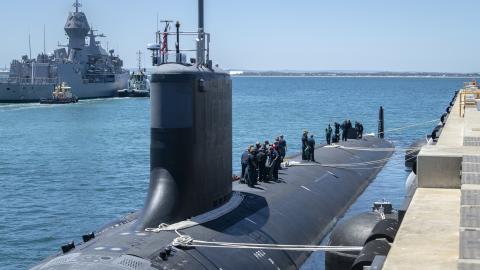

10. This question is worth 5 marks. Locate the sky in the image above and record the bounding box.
[1,0,480,72]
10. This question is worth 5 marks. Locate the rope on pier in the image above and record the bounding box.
[171,230,363,252]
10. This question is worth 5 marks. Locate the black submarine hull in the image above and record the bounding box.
[31,136,393,270]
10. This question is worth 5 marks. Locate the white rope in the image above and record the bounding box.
[382,119,440,133]
[145,192,244,232]
[336,146,417,152]
[171,230,362,252]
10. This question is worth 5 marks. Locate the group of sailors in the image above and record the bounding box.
[240,136,287,187]
[239,121,364,187]
[331,120,364,143]
[303,120,364,160]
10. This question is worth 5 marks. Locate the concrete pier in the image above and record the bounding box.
[383,85,480,270]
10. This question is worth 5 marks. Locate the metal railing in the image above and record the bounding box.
[149,31,211,67]
[0,77,59,85]
[459,89,480,117]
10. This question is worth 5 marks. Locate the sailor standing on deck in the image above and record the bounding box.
[302,130,309,160]
[325,124,332,145]
[308,135,316,162]
[240,147,250,182]
[278,135,287,162]
[269,145,280,182]
[347,120,352,139]
[334,122,340,143]
[257,147,267,182]
[246,147,258,187]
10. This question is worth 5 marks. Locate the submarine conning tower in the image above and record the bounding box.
[139,0,232,229]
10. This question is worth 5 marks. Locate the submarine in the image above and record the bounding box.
[31,1,394,269]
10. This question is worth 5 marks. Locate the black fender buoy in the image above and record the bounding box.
[365,218,399,244]
[440,113,447,125]
[326,202,397,270]
[446,106,451,113]
[325,213,380,270]
[431,125,442,141]
[350,240,391,270]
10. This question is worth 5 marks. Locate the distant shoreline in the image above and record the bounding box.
[230,71,480,78]
[232,75,478,79]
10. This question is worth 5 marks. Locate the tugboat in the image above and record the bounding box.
[39,82,78,104]
[118,51,150,97]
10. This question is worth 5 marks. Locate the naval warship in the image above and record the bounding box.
[0,1,129,103]
[31,1,394,269]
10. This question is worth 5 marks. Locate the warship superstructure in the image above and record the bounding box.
[0,1,129,103]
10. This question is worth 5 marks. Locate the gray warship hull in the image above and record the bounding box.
[0,0,129,103]
[0,72,128,103]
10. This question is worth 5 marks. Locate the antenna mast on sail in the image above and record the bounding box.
[196,0,205,66]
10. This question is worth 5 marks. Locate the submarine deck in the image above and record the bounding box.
[32,136,393,270]
[383,88,480,269]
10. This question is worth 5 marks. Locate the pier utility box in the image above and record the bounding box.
[417,149,462,188]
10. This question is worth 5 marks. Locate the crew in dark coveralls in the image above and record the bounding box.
[246,147,258,187]
[334,122,340,143]
[302,130,309,160]
[278,135,287,162]
[240,147,249,181]
[256,147,267,182]
[341,120,348,142]
[269,145,280,181]
[325,124,332,145]
[307,135,316,162]
[347,120,352,139]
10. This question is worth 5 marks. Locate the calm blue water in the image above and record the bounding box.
[0,77,465,269]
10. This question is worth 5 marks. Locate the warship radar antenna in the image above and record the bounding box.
[73,0,82,13]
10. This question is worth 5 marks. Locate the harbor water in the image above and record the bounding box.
[0,77,465,269]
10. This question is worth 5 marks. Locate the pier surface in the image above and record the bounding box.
[383,89,480,269]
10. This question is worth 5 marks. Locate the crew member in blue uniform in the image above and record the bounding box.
[307,134,316,161]
[325,124,332,145]
[241,147,250,182]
